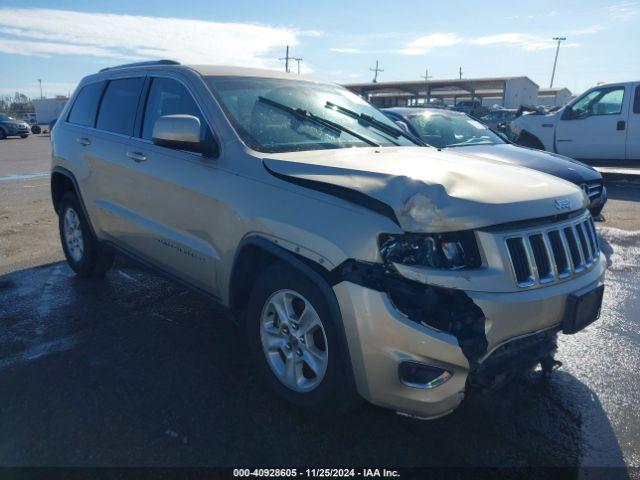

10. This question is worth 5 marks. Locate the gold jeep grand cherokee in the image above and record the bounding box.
[50,60,606,419]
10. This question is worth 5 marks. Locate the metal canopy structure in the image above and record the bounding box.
[344,76,540,108]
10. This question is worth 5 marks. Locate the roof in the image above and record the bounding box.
[94,60,322,82]
[538,87,572,95]
[344,76,539,94]
[187,65,319,81]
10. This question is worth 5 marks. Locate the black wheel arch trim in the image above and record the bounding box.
[51,166,97,238]
[230,235,358,388]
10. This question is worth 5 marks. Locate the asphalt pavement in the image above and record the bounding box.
[1,135,639,473]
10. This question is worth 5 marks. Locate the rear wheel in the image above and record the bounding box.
[31,125,41,134]
[0,129,6,140]
[247,262,359,416]
[20,134,28,139]
[58,191,114,278]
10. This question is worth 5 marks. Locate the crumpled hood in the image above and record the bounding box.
[455,144,602,184]
[263,147,587,232]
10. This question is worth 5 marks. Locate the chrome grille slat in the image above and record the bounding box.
[504,213,599,288]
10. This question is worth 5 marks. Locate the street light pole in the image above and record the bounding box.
[38,79,43,99]
[550,37,566,88]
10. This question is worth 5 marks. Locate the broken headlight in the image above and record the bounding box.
[379,231,481,270]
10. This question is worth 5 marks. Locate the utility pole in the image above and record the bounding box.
[279,46,291,73]
[421,69,432,105]
[458,67,463,80]
[38,79,43,99]
[370,60,384,83]
[549,36,566,88]
[292,57,303,75]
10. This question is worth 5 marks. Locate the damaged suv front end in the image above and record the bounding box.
[204,71,606,419]
[259,146,605,419]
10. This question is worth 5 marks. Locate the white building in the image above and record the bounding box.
[537,88,573,107]
[32,97,68,124]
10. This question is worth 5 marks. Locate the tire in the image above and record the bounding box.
[0,129,6,140]
[58,191,114,278]
[20,134,28,139]
[517,132,544,150]
[31,125,41,134]
[246,261,359,416]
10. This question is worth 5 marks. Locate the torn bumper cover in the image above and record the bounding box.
[330,258,605,419]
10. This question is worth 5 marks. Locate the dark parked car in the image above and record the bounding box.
[383,107,607,217]
[0,113,30,139]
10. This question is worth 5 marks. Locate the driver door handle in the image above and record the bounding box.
[76,137,91,146]
[126,151,147,163]
[617,121,626,131]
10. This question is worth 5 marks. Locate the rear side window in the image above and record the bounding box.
[67,82,105,127]
[634,86,640,114]
[141,77,206,140]
[96,78,145,136]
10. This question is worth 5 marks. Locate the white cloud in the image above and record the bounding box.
[607,1,640,19]
[397,33,463,55]
[470,33,579,51]
[330,47,362,54]
[0,8,311,68]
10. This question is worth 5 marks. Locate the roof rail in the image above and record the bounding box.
[99,60,180,73]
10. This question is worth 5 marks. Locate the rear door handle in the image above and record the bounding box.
[126,151,147,163]
[617,121,626,131]
[76,137,91,146]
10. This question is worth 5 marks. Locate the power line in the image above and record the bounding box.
[370,60,384,83]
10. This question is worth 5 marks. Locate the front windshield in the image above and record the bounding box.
[405,111,506,148]
[205,76,419,153]
[0,114,15,121]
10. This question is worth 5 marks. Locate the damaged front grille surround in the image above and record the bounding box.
[504,213,599,288]
[332,259,488,367]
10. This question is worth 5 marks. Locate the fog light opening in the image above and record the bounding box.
[398,361,452,389]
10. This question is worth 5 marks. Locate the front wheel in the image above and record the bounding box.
[246,262,359,416]
[58,192,114,278]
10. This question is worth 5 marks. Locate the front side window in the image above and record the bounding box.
[96,78,144,135]
[569,87,625,118]
[141,77,207,141]
[67,81,105,127]
[634,86,640,114]
[205,76,419,153]
[405,112,506,148]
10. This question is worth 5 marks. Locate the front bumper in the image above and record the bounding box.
[333,254,606,419]
[588,186,607,217]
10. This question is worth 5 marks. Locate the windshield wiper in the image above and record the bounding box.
[257,96,380,147]
[325,101,426,146]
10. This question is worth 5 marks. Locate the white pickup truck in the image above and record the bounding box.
[510,81,640,162]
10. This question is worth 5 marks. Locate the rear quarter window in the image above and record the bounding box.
[67,81,105,127]
[96,78,145,136]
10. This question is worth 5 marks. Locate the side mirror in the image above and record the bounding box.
[152,114,217,156]
[394,120,410,133]
[561,107,577,121]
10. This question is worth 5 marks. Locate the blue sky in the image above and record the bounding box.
[0,0,638,98]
